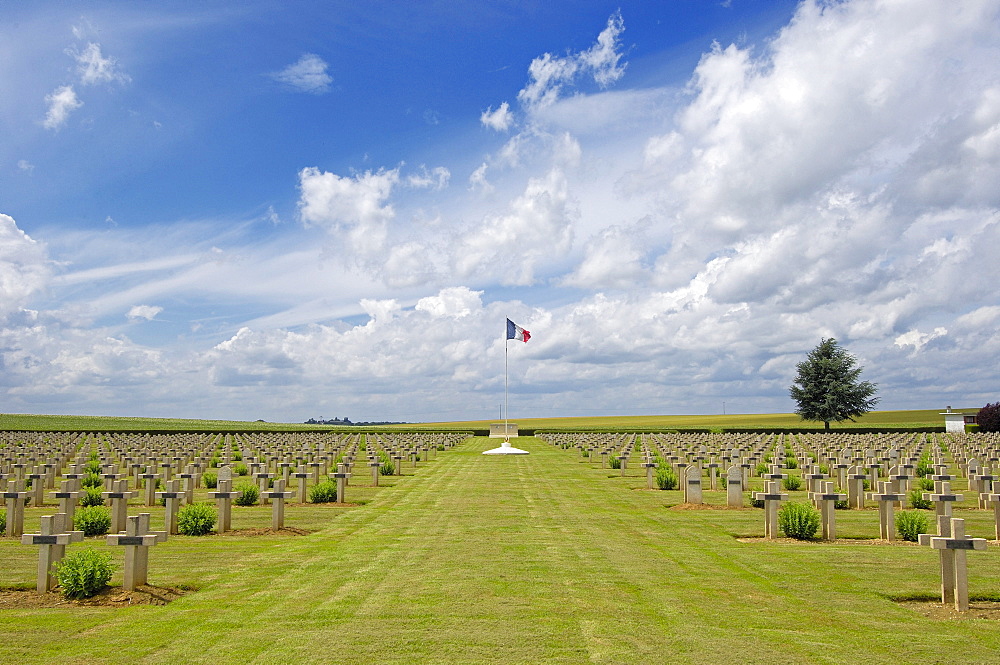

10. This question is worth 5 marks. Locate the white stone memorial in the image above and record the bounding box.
[483,439,529,455]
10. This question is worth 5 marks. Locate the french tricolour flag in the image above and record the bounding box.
[506,318,530,343]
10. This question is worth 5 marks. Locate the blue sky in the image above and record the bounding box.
[2,0,999,423]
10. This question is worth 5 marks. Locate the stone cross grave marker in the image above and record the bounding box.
[919,517,988,611]
[975,471,996,509]
[984,489,1000,541]
[333,463,351,504]
[845,466,867,509]
[28,468,46,507]
[4,479,32,539]
[264,478,295,529]
[887,465,911,505]
[802,466,826,495]
[208,467,237,533]
[20,513,83,593]
[293,467,310,504]
[52,480,84,525]
[103,478,136,534]
[754,480,789,540]
[107,513,167,591]
[255,472,273,505]
[923,480,963,519]
[868,481,906,540]
[141,471,160,507]
[809,481,847,541]
[761,464,787,489]
[178,468,197,505]
[617,453,629,477]
[155,479,183,535]
[642,460,658,490]
[707,459,720,491]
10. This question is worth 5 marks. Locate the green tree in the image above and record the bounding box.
[977,402,1000,432]
[789,338,879,430]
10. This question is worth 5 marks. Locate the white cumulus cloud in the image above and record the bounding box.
[0,213,50,315]
[43,85,82,130]
[298,166,400,254]
[271,53,333,94]
[126,305,163,321]
[481,102,514,131]
[516,11,626,111]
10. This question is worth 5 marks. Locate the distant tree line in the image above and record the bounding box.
[304,417,407,426]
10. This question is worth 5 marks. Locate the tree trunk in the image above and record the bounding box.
[824,421,831,431]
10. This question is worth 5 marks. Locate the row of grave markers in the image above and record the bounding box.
[540,431,998,612]
[3,431,469,534]
[3,431,469,596]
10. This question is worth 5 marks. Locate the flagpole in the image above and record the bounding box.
[504,332,509,442]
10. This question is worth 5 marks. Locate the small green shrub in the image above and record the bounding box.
[834,499,849,509]
[55,548,113,599]
[755,463,768,476]
[203,472,218,489]
[909,489,932,510]
[778,502,821,540]
[0,508,5,535]
[74,506,112,537]
[782,475,802,491]
[609,455,621,470]
[785,457,798,469]
[79,487,106,508]
[177,503,217,536]
[379,453,395,476]
[80,472,102,488]
[309,480,338,503]
[918,477,934,491]
[896,510,930,542]
[233,482,259,506]
[84,460,101,474]
[234,462,249,476]
[654,467,678,490]
[916,460,933,477]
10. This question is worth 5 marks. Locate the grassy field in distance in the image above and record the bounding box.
[406,407,970,431]
[0,407,975,432]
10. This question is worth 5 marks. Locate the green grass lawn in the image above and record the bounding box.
[2,436,998,664]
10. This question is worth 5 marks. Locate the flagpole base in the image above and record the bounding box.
[483,440,529,455]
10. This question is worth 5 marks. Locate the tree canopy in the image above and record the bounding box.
[977,402,1000,433]
[788,338,879,430]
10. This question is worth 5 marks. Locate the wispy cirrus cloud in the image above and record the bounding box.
[69,42,130,86]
